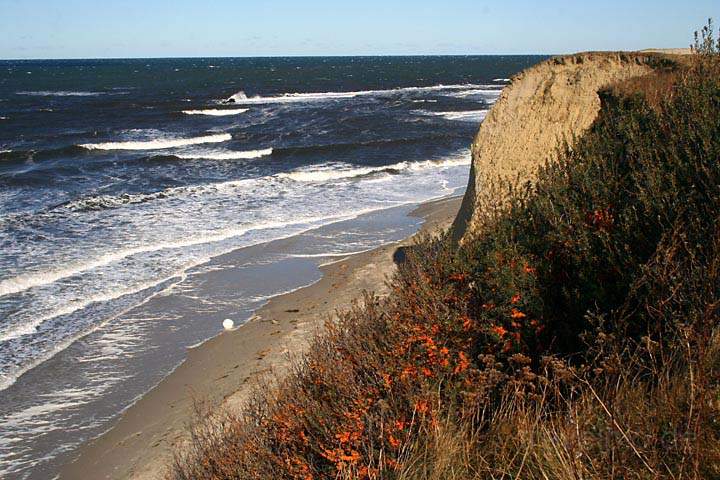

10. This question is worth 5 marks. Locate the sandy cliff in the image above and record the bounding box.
[452,52,662,241]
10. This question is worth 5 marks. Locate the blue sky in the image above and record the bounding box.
[1,0,717,59]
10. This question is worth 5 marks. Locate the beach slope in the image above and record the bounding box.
[60,197,460,480]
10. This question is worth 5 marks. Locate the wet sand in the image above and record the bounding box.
[59,195,461,480]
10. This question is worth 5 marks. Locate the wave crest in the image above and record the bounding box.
[416,109,489,121]
[182,108,249,116]
[173,148,273,160]
[224,84,493,105]
[16,91,106,97]
[79,133,232,151]
[279,153,470,183]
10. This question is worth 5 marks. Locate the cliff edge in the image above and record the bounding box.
[452,52,662,241]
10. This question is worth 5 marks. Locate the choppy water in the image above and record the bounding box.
[0,55,544,478]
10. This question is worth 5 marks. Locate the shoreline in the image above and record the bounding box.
[59,195,462,480]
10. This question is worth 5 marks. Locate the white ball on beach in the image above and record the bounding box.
[222,318,234,330]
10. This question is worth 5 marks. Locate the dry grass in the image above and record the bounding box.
[608,68,682,111]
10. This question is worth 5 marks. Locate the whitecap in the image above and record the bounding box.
[416,109,489,121]
[79,133,231,151]
[225,84,491,105]
[445,88,503,98]
[16,91,105,97]
[61,177,261,214]
[278,152,470,183]
[182,108,249,116]
[277,165,387,182]
[174,148,273,160]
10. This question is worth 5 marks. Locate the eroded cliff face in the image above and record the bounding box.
[453,52,659,241]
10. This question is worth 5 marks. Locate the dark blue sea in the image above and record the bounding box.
[0,55,544,478]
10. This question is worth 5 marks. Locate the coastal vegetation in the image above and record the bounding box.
[171,24,720,480]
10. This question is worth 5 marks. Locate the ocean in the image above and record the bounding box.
[0,55,545,478]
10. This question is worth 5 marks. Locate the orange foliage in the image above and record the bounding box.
[492,325,508,338]
[414,400,430,415]
[454,351,470,374]
[387,433,401,448]
[448,272,469,282]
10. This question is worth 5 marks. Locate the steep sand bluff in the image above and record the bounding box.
[452,52,661,241]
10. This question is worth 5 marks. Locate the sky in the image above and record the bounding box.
[0,0,718,59]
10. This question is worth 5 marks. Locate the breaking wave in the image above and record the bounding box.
[79,133,232,151]
[278,152,470,183]
[416,109,489,121]
[59,177,259,213]
[16,91,108,97]
[182,108,249,116]
[278,165,401,182]
[173,148,273,160]
[224,84,490,105]
[445,88,504,98]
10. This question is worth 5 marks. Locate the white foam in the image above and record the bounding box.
[63,177,261,212]
[79,133,231,151]
[0,198,395,302]
[418,109,489,121]
[279,153,470,183]
[445,88,503,98]
[405,155,471,170]
[182,108,249,116]
[15,91,106,97]
[493,78,511,82]
[291,248,374,259]
[4,143,461,305]
[0,193,260,298]
[225,84,488,105]
[0,203,405,349]
[3,400,86,425]
[0,280,172,342]
[0,274,187,392]
[175,148,273,160]
[278,165,385,182]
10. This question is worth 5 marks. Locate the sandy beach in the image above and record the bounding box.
[59,195,461,480]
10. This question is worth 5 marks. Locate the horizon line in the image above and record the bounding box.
[1,51,611,62]
[0,47,688,62]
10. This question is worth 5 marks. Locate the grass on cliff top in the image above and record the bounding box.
[170,40,720,480]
